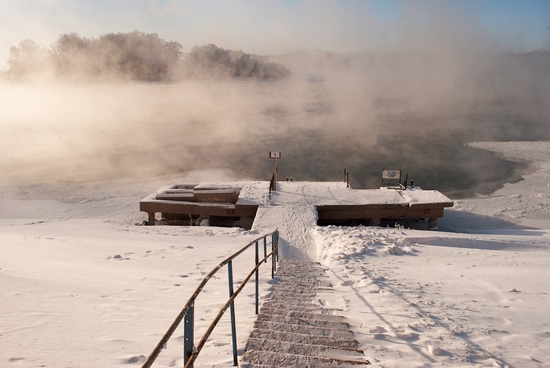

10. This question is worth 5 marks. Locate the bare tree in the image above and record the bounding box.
[8,40,48,79]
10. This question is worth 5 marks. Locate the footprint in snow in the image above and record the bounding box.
[112,254,130,260]
[122,355,146,364]
[370,326,388,334]
[395,332,419,341]
[427,344,450,356]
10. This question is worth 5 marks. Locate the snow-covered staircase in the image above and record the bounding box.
[240,260,370,367]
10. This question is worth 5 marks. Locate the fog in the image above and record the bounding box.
[1,6,549,197]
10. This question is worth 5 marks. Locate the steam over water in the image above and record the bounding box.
[1,2,549,199]
[1,77,545,198]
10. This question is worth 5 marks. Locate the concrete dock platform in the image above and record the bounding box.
[140,181,453,230]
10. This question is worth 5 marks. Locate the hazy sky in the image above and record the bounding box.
[1,0,549,70]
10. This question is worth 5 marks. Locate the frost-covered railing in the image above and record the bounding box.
[142,229,280,368]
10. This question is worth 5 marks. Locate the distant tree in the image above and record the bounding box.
[183,44,291,79]
[184,44,231,78]
[48,31,183,81]
[50,33,94,77]
[95,31,182,81]
[4,32,290,82]
[8,40,48,79]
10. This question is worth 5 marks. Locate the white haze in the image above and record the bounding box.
[0,2,549,189]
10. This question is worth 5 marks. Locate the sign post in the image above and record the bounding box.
[269,151,281,191]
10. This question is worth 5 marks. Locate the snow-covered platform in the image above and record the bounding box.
[140,181,453,229]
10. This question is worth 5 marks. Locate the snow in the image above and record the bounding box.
[1,142,550,367]
[237,181,451,207]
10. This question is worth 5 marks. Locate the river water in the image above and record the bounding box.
[1,81,546,198]
[150,81,542,198]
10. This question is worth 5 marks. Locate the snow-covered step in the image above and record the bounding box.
[260,300,342,314]
[245,338,364,359]
[258,307,346,322]
[271,283,321,293]
[267,290,319,300]
[272,278,330,287]
[248,329,360,350]
[255,314,352,331]
[240,260,370,366]
[253,321,355,339]
[240,350,369,367]
[266,291,332,305]
[274,260,328,271]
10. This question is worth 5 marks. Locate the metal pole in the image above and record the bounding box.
[275,231,279,262]
[227,261,238,366]
[271,231,278,278]
[183,302,195,367]
[263,237,267,263]
[273,159,278,191]
[255,241,259,315]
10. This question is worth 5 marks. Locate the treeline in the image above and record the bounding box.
[5,31,291,82]
[183,44,291,79]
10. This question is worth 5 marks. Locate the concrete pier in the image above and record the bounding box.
[140,181,453,230]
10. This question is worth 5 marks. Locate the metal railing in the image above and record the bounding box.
[142,229,280,368]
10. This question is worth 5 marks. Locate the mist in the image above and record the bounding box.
[1,5,549,197]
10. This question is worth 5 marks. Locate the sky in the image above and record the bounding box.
[0,0,549,70]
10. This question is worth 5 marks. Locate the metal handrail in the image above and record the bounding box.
[142,229,279,368]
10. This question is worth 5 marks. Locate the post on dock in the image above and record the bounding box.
[269,151,281,191]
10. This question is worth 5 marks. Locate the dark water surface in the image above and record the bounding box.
[159,82,544,199]
[191,126,530,199]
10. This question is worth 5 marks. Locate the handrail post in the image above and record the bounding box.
[263,237,267,263]
[271,233,274,278]
[183,301,194,367]
[271,230,278,278]
[275,230,279,262]
[255,241,259,315]
[227,261,238,366]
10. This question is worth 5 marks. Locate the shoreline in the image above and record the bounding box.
[443,141,550,230]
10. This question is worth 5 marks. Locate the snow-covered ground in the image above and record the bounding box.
[1,142,550,367]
